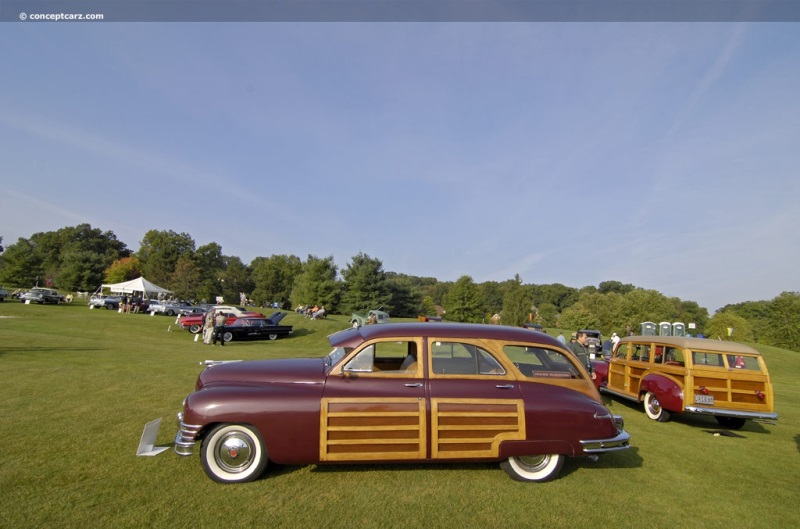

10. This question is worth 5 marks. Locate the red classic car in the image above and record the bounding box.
[174,323,630,483]
[177,305,264,333]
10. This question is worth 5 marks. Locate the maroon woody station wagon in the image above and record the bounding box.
[174,323,631,483]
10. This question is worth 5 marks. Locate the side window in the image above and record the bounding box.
[664,347,684,366]
[477,348,505,375]
[726,354,759,370]
[343,341,419,374]
[631,344,651,361]
[344,344,375,372]
[692,351,723,367]
[613,343,629,360]
[504,346,581,379]
[431,341,505,376]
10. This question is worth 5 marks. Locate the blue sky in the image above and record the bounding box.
[1,23,798,312]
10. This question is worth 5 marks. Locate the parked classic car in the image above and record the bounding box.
[178,304,210,316]
[349,308,390,328]
[593,336,778,429]
[88,294,122,310]
[173,322,630,484]
[218,313,293,342]
[579,329,602,357]
[178,305,264,333]
[0,288,8,302]
[20,287,63,304]
[149,300,201,316]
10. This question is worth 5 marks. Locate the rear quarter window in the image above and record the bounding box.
[726,354,760,370]
[503,346,582,379]
[691,351,724,367]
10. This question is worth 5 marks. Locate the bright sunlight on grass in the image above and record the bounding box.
[1,302,799,529]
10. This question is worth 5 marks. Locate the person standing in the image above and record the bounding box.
[556,332,566,345]
[212,310,227,346]
[602,336,613,357]
[203,310,215,345]
[570,331,594,379]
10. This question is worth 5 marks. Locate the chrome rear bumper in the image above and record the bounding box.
[685,406,778,421]
[579,430,631,454]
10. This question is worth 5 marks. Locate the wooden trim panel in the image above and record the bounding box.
[320,398,426,461]
[431,398,525,459]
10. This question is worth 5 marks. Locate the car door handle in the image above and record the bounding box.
[496,384,515,389]
[404,383,423,388]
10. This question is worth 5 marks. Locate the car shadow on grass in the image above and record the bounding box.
[307,461,506,477]
[293,449,643,480]
[673,414,773,435]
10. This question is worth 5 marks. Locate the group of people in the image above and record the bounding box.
[296,304,327,319]
[118,295,145,314]
[202,309,229,346]
[557,330,625,380]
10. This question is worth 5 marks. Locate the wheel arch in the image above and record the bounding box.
[499,439,576,459]
[639,373,684,412]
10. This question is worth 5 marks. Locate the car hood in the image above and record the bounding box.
[197,358,326,389]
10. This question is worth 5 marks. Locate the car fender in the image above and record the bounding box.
[639,372,684,412]
[183,384,323,464]
[591,360,609,390]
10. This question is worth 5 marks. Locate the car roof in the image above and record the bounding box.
[230,317,265,324]
[328,322,565,349]
[618,335,760,355]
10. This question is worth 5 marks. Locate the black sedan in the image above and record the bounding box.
[220,314,293,343]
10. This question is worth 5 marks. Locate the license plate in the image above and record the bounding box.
[694,394,714,405]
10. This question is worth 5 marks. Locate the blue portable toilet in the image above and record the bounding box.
[672,322,686,337]
[659,322,672,336]
[640,322,657,336]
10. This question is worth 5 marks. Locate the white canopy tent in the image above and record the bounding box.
[100,277,173,298]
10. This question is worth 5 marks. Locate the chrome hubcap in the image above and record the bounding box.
[215,432,254,473]
[517,454,550,472]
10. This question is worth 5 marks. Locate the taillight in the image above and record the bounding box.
[755,390,766,401]
[699,386,709,395]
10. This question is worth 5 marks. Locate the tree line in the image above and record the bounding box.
[0,225,797,351]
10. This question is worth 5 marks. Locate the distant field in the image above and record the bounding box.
[1,301,799,529]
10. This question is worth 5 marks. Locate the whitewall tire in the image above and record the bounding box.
[201,424,268,483]
[501,454,564,482]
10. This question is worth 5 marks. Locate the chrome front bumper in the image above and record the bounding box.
[174,414,203,456]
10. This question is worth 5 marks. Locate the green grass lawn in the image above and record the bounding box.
[1,302,799,528]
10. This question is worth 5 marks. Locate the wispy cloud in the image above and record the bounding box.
[667,23,748,137]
